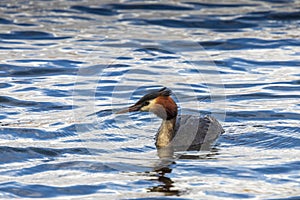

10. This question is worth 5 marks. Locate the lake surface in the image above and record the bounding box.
[0,0,299,199]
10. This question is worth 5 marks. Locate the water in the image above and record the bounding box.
[0,0,299,199]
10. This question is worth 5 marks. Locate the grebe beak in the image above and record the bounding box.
[115,103,142,114]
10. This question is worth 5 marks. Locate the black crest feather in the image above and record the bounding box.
[135,87,172,105]
[158,87,171,97]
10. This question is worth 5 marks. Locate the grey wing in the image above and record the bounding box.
[197,115,224,145]
[172,115,224,150]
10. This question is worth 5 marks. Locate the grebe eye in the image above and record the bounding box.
[143,101,150,106]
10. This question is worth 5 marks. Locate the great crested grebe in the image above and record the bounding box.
[117,87,224,150]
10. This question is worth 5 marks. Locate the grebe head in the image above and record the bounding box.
[116,87,178,120]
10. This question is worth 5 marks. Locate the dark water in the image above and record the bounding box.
[0,0,300,199]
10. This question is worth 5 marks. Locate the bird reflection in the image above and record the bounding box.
[148,167,179,196]
[146,146,219,196]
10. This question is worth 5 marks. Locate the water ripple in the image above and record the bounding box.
[130,18,257,31]
[0,31,71,40]
[71,5,119,16]
[0,181,104,198]
[106,3,194,10]
[200,38,300,50]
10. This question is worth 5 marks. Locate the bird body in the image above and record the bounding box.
[117,87,224,150]
[163,115,223,151]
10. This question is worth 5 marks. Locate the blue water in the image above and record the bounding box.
[0,0,300,199]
